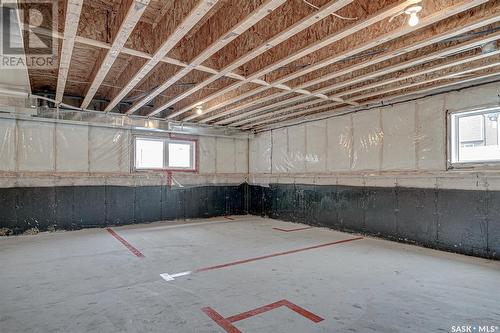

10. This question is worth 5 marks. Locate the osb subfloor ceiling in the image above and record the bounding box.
[24,0,500,130]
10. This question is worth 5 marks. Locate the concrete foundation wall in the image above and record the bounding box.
[0,184,247,234]
[248,82,500,259]
[248,183,499,259]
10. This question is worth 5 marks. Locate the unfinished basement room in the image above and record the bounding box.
[1,0,500,332]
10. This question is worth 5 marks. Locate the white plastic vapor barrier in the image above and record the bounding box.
[249,131,271,173]
[56,124,89,172]
[326,116,351,171]
[0,118,249,177]
[0,119,16,171]
[250,81,500,175]
[381,103,416,171]
[306,121,327,173]
[250,96,452,174]
[415,95,446,170]
[18,121,55,172]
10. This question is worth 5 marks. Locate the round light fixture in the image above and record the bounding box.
[196,106,203,115]
[404,3,422,27]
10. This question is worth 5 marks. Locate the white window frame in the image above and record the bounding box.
[448,105,500,169]
[133,135,197,172]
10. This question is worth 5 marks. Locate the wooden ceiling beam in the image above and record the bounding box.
[55,0,84,103]
[179,0,450,120]
[22,23,283,94]
[346,60,500,102]
[80,0,150,109]
[152,0,357,119]
[174,0,419,121]
[202,0,490,125]
[252,68,500,131]
[332,50,500,99]
[225,28,500,126]
[243,61,500,130]
[103,0,220,113]
[236,49,500,127]
[124,0,287,115]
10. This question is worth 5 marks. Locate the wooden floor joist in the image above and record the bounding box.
[171,0,422,121]
[238,53,500,128]
[103,0,220,113]
[195,0,494,124]
[124,0,287,115]
[244,63,500,130]
[24,24,279,96]
[252,69,500,131]
[146,0,357,118]
[18,0,500,128]
[225,29,500,126]
[204,0,490,125]
[80,0,150,109]
[55,0,84,103]
[235,50,500,127]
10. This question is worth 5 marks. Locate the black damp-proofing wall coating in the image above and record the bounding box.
[1,181,498,260]
[248,183,499,260]
[0,184,247,234]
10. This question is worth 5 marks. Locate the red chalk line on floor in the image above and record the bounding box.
[160,236,363,281]
[202,299,323,333]
[272,226,314,232]
[106,227,145,258]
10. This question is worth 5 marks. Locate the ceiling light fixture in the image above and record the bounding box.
[196,106,203,115]
[404,3,422,27]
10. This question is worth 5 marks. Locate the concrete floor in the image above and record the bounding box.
[0,216,499,333]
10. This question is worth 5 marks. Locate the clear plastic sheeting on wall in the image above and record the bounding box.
[0,118,16,171]
[272,128,294,173]
[18,121,56,172]
[415,95,445,170]
[380,103,417,170]
[0,116,250,187]
[0,118,130,174]
[250,97,447,174]
[351,111,383,171]
[249,131,272,173]
[89,127,130,173]
[326,116,352,171]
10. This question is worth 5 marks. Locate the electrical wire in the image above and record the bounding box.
[302,0,358,21]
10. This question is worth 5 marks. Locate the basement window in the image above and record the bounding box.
[449,107,500,166]
[134,137,196,171]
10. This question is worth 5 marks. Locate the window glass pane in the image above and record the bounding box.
[136,139,164,169]
[459,115,483,143]
[168,142,192,168]
[455,111,500,163]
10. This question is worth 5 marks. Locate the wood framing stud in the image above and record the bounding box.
[80,0,150,109]
[152,0,356,118]
[55,0,84,103]
[209,0,489,126]
[104,0,220,113]
[185,0,423,123]
[248,67,500,130]
[235,29,500,127]
[125,0,287,115]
